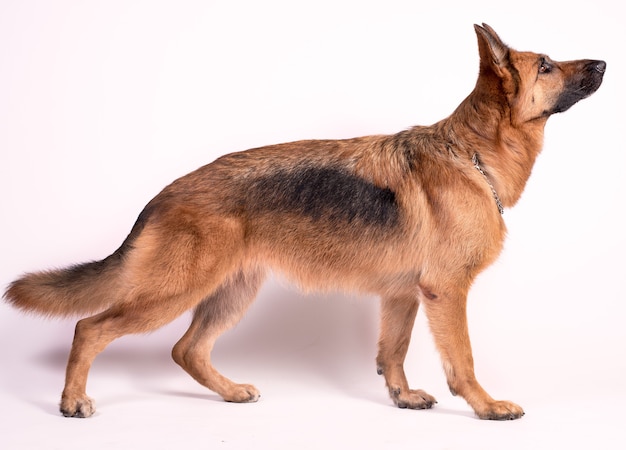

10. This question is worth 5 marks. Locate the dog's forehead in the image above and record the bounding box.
[511,50,543,65]
[508,50,544,73]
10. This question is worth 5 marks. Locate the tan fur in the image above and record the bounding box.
[4,24,605,419]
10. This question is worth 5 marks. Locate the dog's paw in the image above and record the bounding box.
[222,383,260,403]
[475,400,525,420]
[60,395,96,418]
[390,387,437,410]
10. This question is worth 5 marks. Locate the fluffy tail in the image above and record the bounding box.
[3,252,127,318]
[2,208,150,318]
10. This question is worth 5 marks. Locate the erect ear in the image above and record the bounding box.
[474,23,509,76]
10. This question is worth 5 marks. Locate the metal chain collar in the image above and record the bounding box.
[472,153,504,215]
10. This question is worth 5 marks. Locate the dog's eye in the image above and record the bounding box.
[539,59,552,74]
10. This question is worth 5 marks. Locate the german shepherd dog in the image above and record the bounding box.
[4,24,605,420]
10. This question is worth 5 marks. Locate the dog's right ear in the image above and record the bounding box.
[474,23,509,76]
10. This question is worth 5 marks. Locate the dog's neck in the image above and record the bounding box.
[472,153,504,215]
[440,93,547,209]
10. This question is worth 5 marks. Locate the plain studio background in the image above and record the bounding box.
[1,1,624,449]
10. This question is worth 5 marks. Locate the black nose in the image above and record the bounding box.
[595,60,606,73]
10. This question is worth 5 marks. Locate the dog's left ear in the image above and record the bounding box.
[474,23,509,76]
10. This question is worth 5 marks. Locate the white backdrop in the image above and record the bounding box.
[1,1,624,449]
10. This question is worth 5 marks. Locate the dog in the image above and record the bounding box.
[4,24,605,419]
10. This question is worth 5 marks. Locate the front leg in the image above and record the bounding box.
[422,286,524,420]
[376,295,437,410]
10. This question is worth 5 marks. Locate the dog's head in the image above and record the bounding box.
[474,23,605,124]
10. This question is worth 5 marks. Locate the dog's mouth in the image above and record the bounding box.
[549,60,606,115]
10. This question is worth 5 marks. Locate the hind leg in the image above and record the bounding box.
[61,312,114,418]
[60,288,208,418]
[172,267,266,403]
[60,216,246,417]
